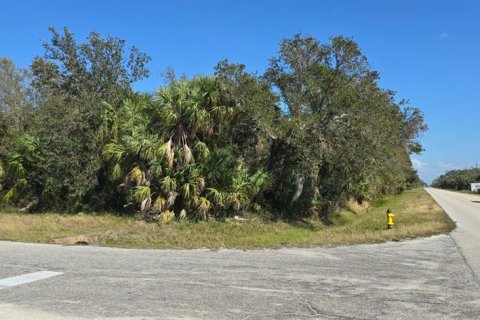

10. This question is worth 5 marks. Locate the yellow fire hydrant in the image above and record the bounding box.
[386,209,395,229]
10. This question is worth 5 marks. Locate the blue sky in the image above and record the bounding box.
[1,0,479,183]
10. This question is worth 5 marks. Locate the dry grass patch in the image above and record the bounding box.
[0,189,454,249]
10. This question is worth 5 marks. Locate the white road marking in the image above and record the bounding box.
[0,271,63,289]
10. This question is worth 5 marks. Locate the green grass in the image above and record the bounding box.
[0,189,455,249]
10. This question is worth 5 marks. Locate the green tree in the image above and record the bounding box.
[2,28,151,211]
[0,58,34,146]
[214,59,280,170]
[0,58,36,203]
[265,34,426,219]
[31,27,151,106]
[432,168,480,190]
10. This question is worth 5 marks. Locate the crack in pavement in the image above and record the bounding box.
[296,294,367,320]
[300,296,321,317]
[448,234,480,288]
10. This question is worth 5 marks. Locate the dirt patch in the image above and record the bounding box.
[347,198,370,213]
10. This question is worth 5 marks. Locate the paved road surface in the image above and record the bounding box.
[425,187,480,280]
[1,237,479,319]
[1,188,479,319]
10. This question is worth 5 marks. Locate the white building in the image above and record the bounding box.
[471,183,480,192]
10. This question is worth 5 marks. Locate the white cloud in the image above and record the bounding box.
[411,158,459,184]
[411,158,424,170]
[436,162,458,171]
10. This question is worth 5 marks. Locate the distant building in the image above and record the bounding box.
[471,183,480,192]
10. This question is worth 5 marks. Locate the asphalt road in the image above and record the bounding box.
[0,189,479,319]
[425,187,480,281]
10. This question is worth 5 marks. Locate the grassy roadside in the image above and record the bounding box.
[0,189,454,249]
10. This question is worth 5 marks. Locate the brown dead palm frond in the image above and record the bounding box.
[182,144,193,167]
[179,208,187,220]
[165,139,174,168]
[197,177,205,194]
[166,191,178,208]
[140,197,152,212]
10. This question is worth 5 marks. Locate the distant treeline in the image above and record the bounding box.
[0,27,425,220]
[432,168,480,191]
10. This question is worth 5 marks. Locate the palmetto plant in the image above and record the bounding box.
[2,135,40,204]
[101,77,267,219]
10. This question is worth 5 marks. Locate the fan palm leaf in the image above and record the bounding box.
[112,163,123,180]
[131,185,151,203]
[193,141,210,161]
[103,141,125,162]
[206,187,224,206]
[128,166,145,185]
[3,178,27,203]
[8,154,26,178]
[160,176,177,193]
[153,196,166,212]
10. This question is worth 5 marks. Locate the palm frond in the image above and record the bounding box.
[160,176,177,193]
[8,154,26,178]
[197,196,211,215]
[153,196,166,212]
[206,187,224,206]
[226,192,244,211]
[157,139,174,168]
[112,163,123,180]
[2,178,27,204]
[166,191,178,208]
[128,166,145,185]
[179,208,187,219]
[197,176,205,193]
[182,144,193,166]
[99,102,117,141]
[103,142,125,162]
[140,197,152,212]
[193,141,210,161]
[2,188,16,204]
[160,108,177,127]
[181,183,192,199]
[139,137,157,161]
[131,185,151,203]
[19,135,40,154]
[160,210,175,223]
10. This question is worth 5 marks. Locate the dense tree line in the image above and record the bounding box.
[432,168,480,191]
[0,28,425,220]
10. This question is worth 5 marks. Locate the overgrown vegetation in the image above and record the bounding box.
[0,189,454,248]
[0,28,426,221]
[432,167,480,191]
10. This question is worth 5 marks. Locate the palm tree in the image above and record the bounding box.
[100,78,258,217]
[102,77,268,220]
[2,134,40,204]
